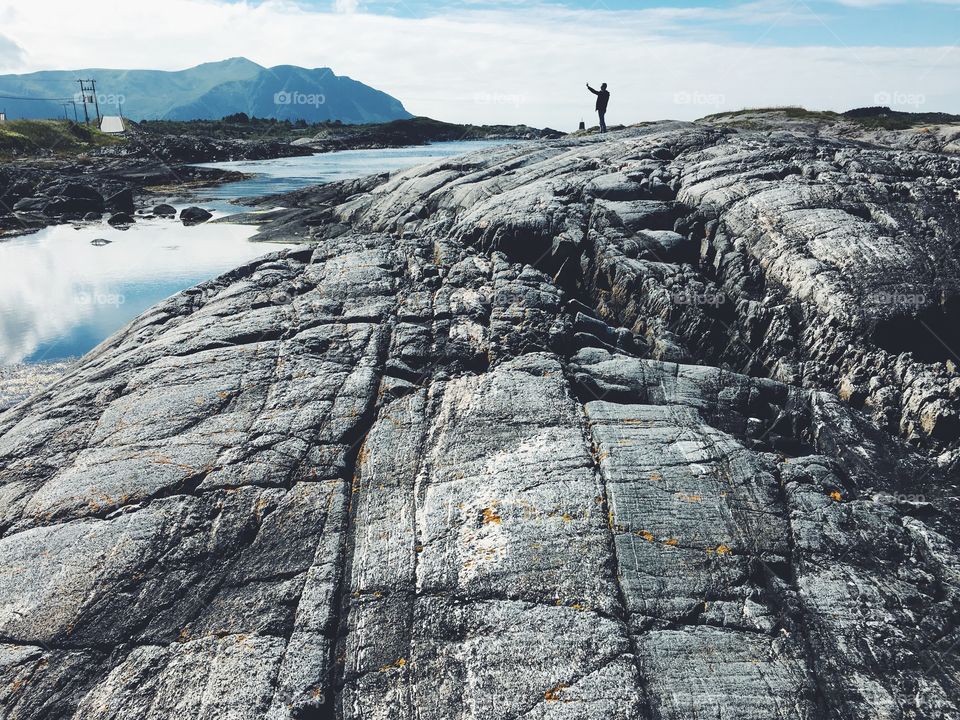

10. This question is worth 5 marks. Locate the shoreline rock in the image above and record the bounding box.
[1,121,959,719]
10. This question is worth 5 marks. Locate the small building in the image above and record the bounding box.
[100,115,125,134]
[0,111,6,124]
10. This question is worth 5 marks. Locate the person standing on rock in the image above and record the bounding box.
[586,82,610,133]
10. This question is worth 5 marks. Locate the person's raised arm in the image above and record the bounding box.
[586,83,599,96]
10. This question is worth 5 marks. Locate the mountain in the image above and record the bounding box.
[0,57,412,123]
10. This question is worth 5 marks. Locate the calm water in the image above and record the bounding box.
[0,221,297,365]
[1,141,514,366]
[194,140,514,206]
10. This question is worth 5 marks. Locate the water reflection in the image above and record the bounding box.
[195,140,515,201]
[0,221,292,364]
[3,141,518,366]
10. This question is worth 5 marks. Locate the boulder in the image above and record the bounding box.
[152,203,177,218]
[107,212,135,227]
[57,184,104,202]
[105,188,135,215]
[42,196,103,217]
[180,206,213,225]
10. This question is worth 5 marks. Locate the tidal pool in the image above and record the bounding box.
[0,220,294,364]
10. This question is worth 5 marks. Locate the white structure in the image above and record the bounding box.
[0,112,6,124]
[99,115,125,134]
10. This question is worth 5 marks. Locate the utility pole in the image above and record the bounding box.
[77,79,90,124]
[90,79,101,124]
[76,79,101,125]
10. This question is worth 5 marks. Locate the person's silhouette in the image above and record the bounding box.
[586,82,610,133]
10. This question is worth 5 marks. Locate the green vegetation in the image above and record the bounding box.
[136,115,550,145]
[136,114,314,141]
[0,120,126,159]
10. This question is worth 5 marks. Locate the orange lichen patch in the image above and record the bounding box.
[648,472,662,482]
[482,507,502,525]
[544,683,568,701]
[357,445,372,467]
[664,538,679,546]
[10,676,28,693]
[830,491,843,502]
[715,544,732,556]
[380,658,408,672]
[638,530,655,542]
[561,512,573,523]
[254,497,272,520]
[217,391,232,400]
[178,628,192,642]
[677,493,702,503]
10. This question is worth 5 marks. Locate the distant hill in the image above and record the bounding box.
[0,58,412,124]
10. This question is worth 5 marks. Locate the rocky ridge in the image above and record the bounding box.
[1,121,959,719]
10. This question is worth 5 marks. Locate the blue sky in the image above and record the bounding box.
[1,0,958,128]
[341,0,960,46]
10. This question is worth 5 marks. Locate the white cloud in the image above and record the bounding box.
[334,0,360,13]
[0,0,957,129]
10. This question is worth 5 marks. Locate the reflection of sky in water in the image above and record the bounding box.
[3,141,519,366]
[0,221,293,365]
[194,140,517,201]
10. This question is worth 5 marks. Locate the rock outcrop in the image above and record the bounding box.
[0,161,241,237]
[1,122,959,719]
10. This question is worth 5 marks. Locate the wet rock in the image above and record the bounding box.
[105,188,135,215]
[107,212,134,227]
[152,203,177,217]
[180,206,213,225]
[42,195,103,217]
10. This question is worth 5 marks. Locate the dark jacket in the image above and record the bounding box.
[589,87,610,113]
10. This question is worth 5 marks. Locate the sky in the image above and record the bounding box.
[0,0,957,130]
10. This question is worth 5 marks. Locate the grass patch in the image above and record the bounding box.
[0,120,126,159]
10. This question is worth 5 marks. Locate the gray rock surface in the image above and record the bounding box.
[1,121,959,719]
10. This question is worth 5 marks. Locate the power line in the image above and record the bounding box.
[0,93,75,102]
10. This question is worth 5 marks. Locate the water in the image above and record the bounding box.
[1,140,516,366]
[193,140,513,205]
[0,220,294,365]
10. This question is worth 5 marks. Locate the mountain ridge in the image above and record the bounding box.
[0,57,412,124]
